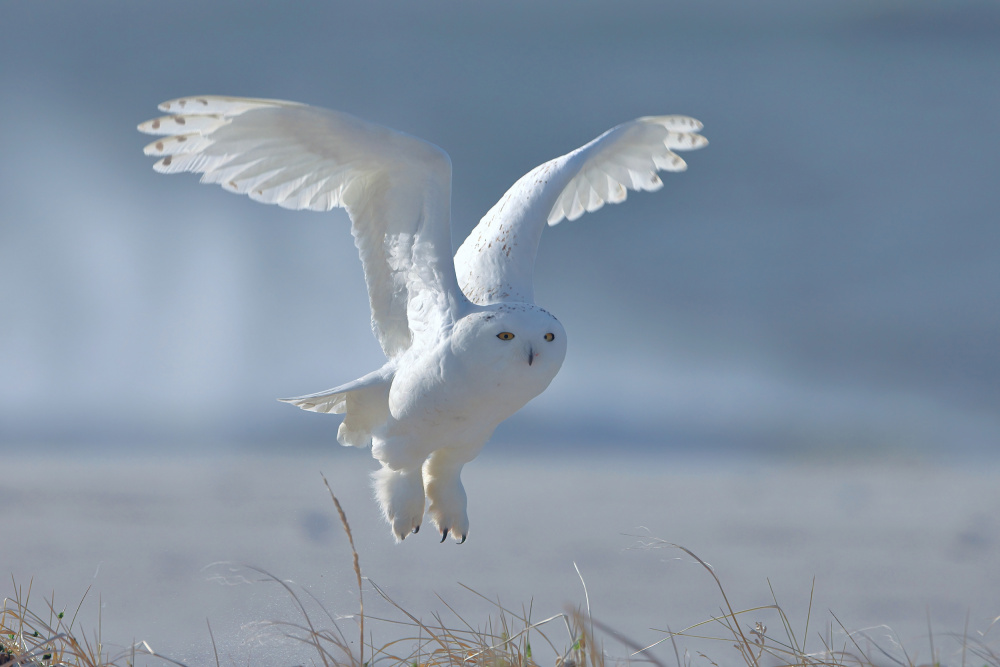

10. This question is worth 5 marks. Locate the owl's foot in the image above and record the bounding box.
[438,527,467,544]
[423,451,470,543]
[427,500,469,544]
[371,466,425,542]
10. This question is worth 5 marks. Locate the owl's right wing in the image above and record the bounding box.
[139,96,468,359]
[454,115,707,305]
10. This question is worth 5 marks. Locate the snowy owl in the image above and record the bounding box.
[138,96,706,542]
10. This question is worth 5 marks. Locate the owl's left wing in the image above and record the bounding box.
[453,116,707,305]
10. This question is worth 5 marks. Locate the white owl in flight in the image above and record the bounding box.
[139,96,706,543]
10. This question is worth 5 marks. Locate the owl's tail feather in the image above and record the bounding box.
[279,364,394,448]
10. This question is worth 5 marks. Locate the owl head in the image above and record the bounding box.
[450,304,567,392]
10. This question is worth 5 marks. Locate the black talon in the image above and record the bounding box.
[440,528,449,543]
[459,534,467,544]
[412,525,420,534]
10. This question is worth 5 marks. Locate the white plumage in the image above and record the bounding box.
[139,96,707,542]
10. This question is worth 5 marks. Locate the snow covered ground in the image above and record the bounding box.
[5,450,998,665]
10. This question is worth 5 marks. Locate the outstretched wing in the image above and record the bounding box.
[139,96,467,358]
[453,115,707,305]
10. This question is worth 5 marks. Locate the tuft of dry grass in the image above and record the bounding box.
[5,480,999,667]
[1,578,183,666]
[624,537,1000,667]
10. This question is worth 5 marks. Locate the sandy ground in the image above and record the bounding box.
[3,449,999,665]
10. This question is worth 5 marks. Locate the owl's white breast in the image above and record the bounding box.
[383,304,566,450]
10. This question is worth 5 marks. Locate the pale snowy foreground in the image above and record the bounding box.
[4,450,998,665]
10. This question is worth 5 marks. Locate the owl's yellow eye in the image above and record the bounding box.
[496,332,515,341]
[544,333,555,342]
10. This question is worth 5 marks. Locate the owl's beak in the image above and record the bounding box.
[528,346,535,366]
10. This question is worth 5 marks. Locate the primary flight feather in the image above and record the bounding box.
[139,96,707,542]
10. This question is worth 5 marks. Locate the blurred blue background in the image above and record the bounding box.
[2,0,999,460]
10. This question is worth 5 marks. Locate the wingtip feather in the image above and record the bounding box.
[278,392,347,414]
[639,114,705,133]
[158,95,302,116]
[138,113,227,136]
[278,396,331,413]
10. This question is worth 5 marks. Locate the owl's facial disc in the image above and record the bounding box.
[454,305,567,379]
[493,326,557,366]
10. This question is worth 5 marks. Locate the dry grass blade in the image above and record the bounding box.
[367,577,450,654]
[581,613,665,667]
[463,612,566,662]
[455,582,568,660]
[322,473,364,667]
[206,618,221,667]
[625,537,765,666]
[239,564,338,667]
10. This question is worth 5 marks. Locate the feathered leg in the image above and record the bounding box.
[371,465,425,541]
[423,450,470,543]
